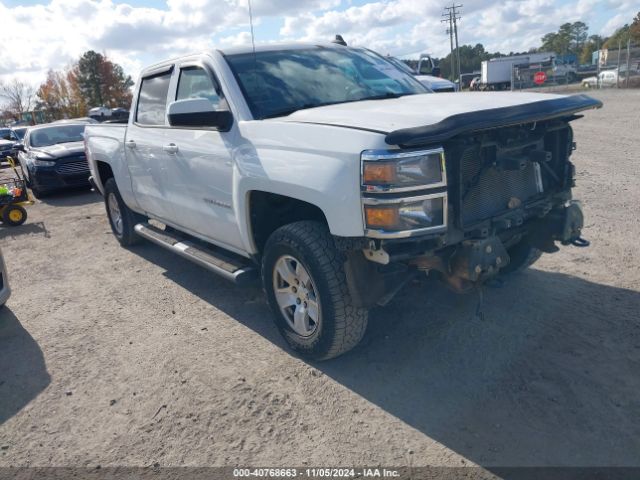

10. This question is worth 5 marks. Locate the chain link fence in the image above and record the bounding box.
[510,44,640,92]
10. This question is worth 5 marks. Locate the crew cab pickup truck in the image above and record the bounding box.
[85,43,601,360]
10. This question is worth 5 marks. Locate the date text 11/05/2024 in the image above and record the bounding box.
[233,468,400,478]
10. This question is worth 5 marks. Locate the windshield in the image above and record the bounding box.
[12,127,27,140]
[29,125,85,148]
[225,47,428,119]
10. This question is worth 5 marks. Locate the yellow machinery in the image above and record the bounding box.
[0,156,34,226]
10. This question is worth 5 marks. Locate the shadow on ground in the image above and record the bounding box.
[38,188,100,207]
[131,243,640,468]
[0,307,50,425]
[0,221,49,239]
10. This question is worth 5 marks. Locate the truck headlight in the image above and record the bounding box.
[364,194,447,235]
[362,147,446,192]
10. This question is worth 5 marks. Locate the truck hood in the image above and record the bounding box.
[32,141,85,159]
[282,92,602,146]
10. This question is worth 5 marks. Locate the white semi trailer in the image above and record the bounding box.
[480,52,555,90]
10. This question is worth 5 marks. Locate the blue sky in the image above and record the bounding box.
[0,0,637,85]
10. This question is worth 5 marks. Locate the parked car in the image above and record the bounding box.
[85,43,600,360]
[0,246,10,307]
[16,123,89,198]
[110,108,130,122]
[582,70,618,88]
[385,56,457,92]
[52,117,98,124]
[88,106,112,121]
[0,128,21,161]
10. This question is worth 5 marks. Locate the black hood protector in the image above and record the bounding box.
[385,94,602,147]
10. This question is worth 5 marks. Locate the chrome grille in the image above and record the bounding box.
[460,148,539,225]
[56,159,89,175]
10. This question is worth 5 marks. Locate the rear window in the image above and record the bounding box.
[136,72,172,125]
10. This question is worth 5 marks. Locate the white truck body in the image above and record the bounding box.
[481,52,556,88]
[84,43,600,359]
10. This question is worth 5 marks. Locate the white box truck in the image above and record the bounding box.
[481,52,556,90]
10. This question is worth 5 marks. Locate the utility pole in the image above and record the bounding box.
[596,37,600,89]
[443,4,463,90]
[626,37,631,88]
[617,40,622,88]
[441,10,455,81]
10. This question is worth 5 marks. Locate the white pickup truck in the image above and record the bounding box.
[85,43,601,360]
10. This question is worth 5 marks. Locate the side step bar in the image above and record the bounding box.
[134,223,258,286]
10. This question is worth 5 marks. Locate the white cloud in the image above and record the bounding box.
[0,0,637,93]
[599,13,628,36]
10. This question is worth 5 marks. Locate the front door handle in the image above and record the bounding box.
[125,140,136,149]
[163,143,179,154]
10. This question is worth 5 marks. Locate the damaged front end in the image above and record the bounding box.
[346,95,598,306]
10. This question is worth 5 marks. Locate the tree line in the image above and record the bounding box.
[433,11,639,80]
[0,50,133,123]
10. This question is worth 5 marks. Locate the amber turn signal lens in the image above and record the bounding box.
[365,206,399,229]
[362,163,397,185]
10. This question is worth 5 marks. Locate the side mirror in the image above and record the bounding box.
[14,144,25,152]
[167,98,233,131]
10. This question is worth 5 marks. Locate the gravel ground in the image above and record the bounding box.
[0,89,638,470]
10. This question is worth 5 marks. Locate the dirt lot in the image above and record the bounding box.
[0,89,639,470]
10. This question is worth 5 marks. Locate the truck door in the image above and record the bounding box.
[125,68,174,222]
[161,63,244,252]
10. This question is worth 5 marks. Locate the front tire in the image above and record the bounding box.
[104,178,145,246]
[29,185,48,199]
[262,221,368,360]
[500,241,543,275]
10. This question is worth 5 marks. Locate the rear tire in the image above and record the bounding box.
[2,205,27,226]
[262,221,368,360]
[104,178,145,246]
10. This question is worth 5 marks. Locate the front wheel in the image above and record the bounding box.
[262,221,368,360]
[500,241,542,275]
[104,178,145,246]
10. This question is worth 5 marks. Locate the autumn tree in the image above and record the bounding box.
[37,69,87,119]
[36,51,133,120]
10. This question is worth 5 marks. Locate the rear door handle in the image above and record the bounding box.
[163,143,179,154]
[125,140,136,149]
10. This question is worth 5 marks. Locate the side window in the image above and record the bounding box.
[176,67,221,108]
[136,71,172,125]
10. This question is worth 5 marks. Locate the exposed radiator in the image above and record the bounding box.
[460,148,540,225]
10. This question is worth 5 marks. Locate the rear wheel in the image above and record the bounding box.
[104,178,145,246]
[262,221,368,360]
[2,205,27,226]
